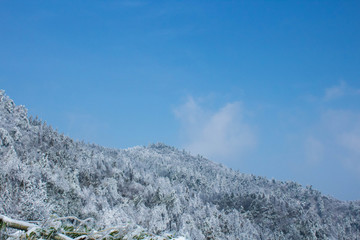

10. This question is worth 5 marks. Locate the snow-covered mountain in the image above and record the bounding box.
[0,90,359,239]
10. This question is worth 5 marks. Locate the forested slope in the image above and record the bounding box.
[0,90,359,239]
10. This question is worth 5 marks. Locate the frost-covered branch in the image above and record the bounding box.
[0,214,73,240]
[0,214,37,231]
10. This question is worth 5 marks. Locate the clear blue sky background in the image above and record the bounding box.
[1,0,360,200]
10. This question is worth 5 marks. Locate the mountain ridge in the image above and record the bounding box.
[0,90,359,239]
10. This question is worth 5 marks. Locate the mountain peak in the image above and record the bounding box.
[0,91,359,239]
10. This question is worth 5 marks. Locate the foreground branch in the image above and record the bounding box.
[0,214,73,240]
[0,214,37,231]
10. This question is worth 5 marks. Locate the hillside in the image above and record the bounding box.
[0,90,359,239]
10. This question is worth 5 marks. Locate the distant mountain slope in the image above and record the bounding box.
[0,90,359,239]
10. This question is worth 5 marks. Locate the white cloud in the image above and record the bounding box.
[308,109,360,173]
[323,81,346,101]
[339,131,360,155]
[313,82,360,172]
[323,80,360,101]
[119,0,146,7]
[65,112,108,143]
[304,136,324,165]
[174,97,256,162]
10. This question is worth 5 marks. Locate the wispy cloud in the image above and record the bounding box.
[65,112,108,143]
[339,130,360,155]
[300,80,360,176]
[304,136,324,165]
[323,80,360,101]
[119,0,147,8]
[174,97,256,162]
[323,81,347,101]
[306,109,360,173]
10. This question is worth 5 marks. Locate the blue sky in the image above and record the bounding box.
[1,0,360,200]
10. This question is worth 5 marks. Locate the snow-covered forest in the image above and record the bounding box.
[0,90,359,239]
